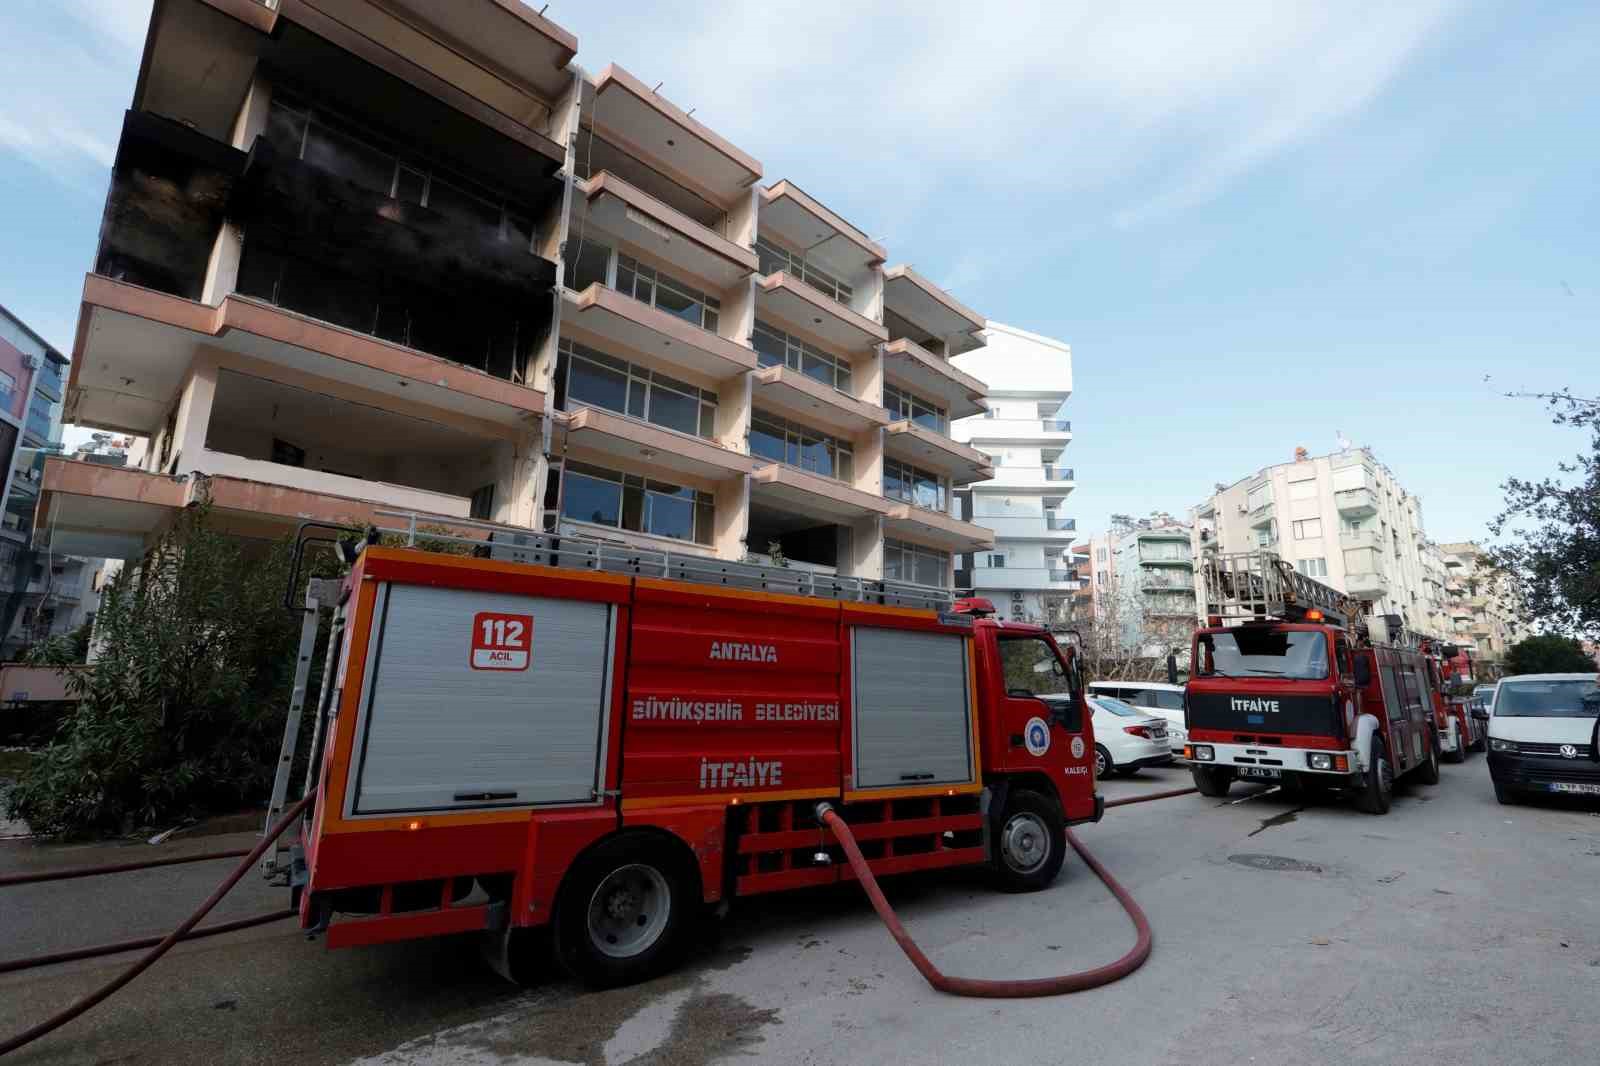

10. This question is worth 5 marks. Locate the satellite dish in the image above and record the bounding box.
[1336,431,1353,452]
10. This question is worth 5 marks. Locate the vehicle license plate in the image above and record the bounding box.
[1239,767,1281,779]
[1550,782,1600,795]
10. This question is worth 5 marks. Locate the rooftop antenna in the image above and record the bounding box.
[651,81,664,94]
[1336,430,1352,452]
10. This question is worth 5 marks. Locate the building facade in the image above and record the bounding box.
[1438,541,1526,666]
[1192,447,1438,634]
[40,0,994,589]
[950,322,1075,622]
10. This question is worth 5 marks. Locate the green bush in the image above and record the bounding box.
[1503,634,1596,676]
[4,503,308,837]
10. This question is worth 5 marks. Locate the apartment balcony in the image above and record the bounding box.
[750,463,890,524]
[978,514,1076,540]
[1248,500,1276,527]
[558,406,757,483]
[959,417,1072,446]
[381,0,579,98]
[757,273,887,353]
[759,180,884,286]
[883,504,993,553]
[1335,487,1379,517]
[589,65,762,217]
[881,338,987,421]
[1345,571,1391,599]
[984,465,1077,493]
[882,265,985,358]
[883,422,994,485]
[575,171,757,289]
[751,365,888,438]
[35,457,472,559]
[1138,551,1194,567]
[68,275,544,437]
[1340,530,1383,551]
[562,284,757,383]
[1141,574,1196,591]
[970,567,1079,592]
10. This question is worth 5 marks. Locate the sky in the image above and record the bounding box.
[0,0,1596,545]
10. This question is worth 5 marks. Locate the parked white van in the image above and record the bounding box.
[1485,673,1600,805]
[1088,681,1186,757]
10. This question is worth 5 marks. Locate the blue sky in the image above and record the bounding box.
[1,0,1595,544]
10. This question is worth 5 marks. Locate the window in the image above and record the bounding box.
[1255,522,1275,547]
[1246,484,1271,511]
[469,484,495,521]
[271,438,306,468]
[883,458,949,512]
[755,236,854,305]
[752,321,852,393]
[0,369,14,409]
[883,383,947,433]
[749,412,853,481]
[566,237,612,292]
[1196,628,1330,680]
[1295,557,1328,578]
[617,254,720,332]
[1287,478,1317,500]
[558,461,713,545]
[556,340,717,439]
[1096,548,1108,562]
[1293,518,1322,540]
[884,538,949,587]
[997,635,1073,698]
[987,553,1007,568]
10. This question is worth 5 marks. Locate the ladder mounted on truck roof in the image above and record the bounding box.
[1200,549,1365,628]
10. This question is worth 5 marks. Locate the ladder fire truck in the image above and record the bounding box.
[1183,551,1442,812]
[1419,638,1483,761]
[265,514,1101,987]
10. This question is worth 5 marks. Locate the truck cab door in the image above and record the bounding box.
[988,632,1095,816]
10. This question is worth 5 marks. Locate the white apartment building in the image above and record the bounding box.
[1438,541,1527,665]
[40,0,996,592]
[1192,447,1439,634]
[950,323,1075,622]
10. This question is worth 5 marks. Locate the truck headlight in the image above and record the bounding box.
[1307,752,1333,770]
[1188,744,1214,761]
[1489,738,1519,754]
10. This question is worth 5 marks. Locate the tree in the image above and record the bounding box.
[5,500,309,836]
[1503,635,1596,676]
[1487,391,1600,636]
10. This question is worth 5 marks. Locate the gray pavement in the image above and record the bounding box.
[3,758,1599,1065]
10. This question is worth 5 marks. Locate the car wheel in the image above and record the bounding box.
[1355,738,1393,814]
[1416,729,1441,785]
[992,788,1067,893]
[554,835,696,989]
[1094,744,1113,780]
[1191,764,1234,798]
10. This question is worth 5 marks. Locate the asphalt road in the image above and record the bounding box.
[4,757,1599,1065]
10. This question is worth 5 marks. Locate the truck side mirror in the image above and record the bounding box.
[1166,654,1179,686]
[1352,656,1371,688]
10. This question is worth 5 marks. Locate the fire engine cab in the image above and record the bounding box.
[266,517,1101,987]
[1183,551,1442,812]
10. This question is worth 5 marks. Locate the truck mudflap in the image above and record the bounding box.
[1070,793,1106,826]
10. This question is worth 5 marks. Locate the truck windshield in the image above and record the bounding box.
[997,635,1073,698]
[1196,628,1329,680]
[1494,679,1600,718]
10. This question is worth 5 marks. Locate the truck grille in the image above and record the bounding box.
[1516,742,1592,756]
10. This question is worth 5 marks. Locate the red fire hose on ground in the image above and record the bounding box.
[0,793,314,1060]
[817,785,1197,998]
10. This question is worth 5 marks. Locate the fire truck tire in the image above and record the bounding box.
[1445,725,1467,764]
[1355,738,1393,814]
[1416,729,1441,785]
[1190,765,1234,797]
[992,789,1067,893]
[553,835,697,989]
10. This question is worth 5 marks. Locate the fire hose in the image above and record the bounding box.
[816,785,1197,998]
[0,792,315,1060]
[0,848,252,888]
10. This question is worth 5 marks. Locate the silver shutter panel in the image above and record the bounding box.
[852,628,973,789]
[353,585,611,814]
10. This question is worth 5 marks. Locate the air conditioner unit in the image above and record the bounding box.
[22,354,39,370]
[1010,591,1025,602]
[1236,502,1249,514]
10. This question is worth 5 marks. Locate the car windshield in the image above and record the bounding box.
[1091,696,1143,718]
[996,634,1074,698]
[1494,679,1600,718]
[1195,628,1329,680]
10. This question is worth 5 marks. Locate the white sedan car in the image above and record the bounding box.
[1090,695,1173,778]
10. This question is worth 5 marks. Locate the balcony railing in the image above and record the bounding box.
[1049,569,1076,582]
[1046,516,1076,531]
[1044,466,1074,481]
[1042,419,1071,432]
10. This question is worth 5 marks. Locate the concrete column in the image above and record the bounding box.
[712,475,749,561]
[171,354,220,477]
[841,514,883,580]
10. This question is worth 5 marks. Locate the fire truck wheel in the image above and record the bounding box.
[1355,738,1393,815]
[1416,729,1441,785]
[554,836,696,988]
[992,789,1066,893]
[1445,726,1467,764]
[1190,765,1234,797]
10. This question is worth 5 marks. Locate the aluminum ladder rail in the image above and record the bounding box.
[1200,549,1360,625]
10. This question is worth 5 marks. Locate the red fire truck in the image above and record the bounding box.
[1182,551,1441,812]
[265,521,1100,987]
[1419,638,1482,762]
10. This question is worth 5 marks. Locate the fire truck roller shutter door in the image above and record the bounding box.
[350,584,613,815]
[852,628,974,789]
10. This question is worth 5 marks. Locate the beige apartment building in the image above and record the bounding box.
[1192,447,1445,635]
[1437,541,1526,664]
[40,0,994,589]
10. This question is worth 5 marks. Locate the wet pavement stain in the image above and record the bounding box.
[1247,807,1305,838]
[625,989,783,1066]
[1228,853,1323,874]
